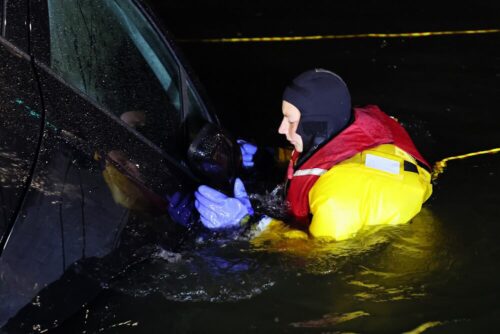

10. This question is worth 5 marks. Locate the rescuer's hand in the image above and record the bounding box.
[237,139,258,168]
[194,178,254,229]
[166,192,194,227]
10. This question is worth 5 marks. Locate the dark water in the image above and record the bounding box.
[23,2,500,333]
[48,155,499,333]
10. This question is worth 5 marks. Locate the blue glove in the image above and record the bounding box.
[166,192,194,227]
[194,178,254,229]
[237,139,258,168]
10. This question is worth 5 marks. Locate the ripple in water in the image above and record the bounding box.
[109,244,278,302]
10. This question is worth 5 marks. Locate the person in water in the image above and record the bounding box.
[194,69,432,241]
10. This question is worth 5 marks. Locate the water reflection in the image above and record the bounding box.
[110,244,277,302]
[17,158,499,333]
[108,206,443,308]
[344,208,443,302]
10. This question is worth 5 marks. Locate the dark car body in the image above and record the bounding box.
[0,0,238,327]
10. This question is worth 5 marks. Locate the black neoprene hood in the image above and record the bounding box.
[282,69,352,163]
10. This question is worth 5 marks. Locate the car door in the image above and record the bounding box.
[0,1,44,251]
[0,0,221,326]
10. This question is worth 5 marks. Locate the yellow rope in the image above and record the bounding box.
[178,28,500,182]
[179,29,500,44]
[432,148,500,180]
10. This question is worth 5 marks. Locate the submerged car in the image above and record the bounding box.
[0,0,241,328]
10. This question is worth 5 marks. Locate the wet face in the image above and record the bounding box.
[278,100,303,152]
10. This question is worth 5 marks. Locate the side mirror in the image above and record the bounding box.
[187,123,241,194]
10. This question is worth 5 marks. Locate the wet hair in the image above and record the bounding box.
[282,69,352,166]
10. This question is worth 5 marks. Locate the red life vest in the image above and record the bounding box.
[286,105,430,226]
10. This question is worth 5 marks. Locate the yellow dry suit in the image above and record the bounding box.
[308,143,432,240]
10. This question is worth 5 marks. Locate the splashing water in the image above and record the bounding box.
[249,184,290,220]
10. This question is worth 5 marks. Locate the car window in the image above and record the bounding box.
[2,0,29,52]
[45,0,182,154]
[134,0,216,143]
[185,80,212,142]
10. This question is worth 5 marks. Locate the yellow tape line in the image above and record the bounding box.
[432,147,500,180]
[180,29,500,43]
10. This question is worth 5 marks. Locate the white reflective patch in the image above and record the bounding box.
[293,168,327,177]
[365,154,400,174]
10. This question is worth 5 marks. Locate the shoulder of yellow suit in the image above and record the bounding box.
[308,144,432,240]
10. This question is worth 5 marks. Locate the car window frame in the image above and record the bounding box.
[32,58,200,184]
[131,0,219,127]
[0,31,29,59]
[28,0,218,183]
